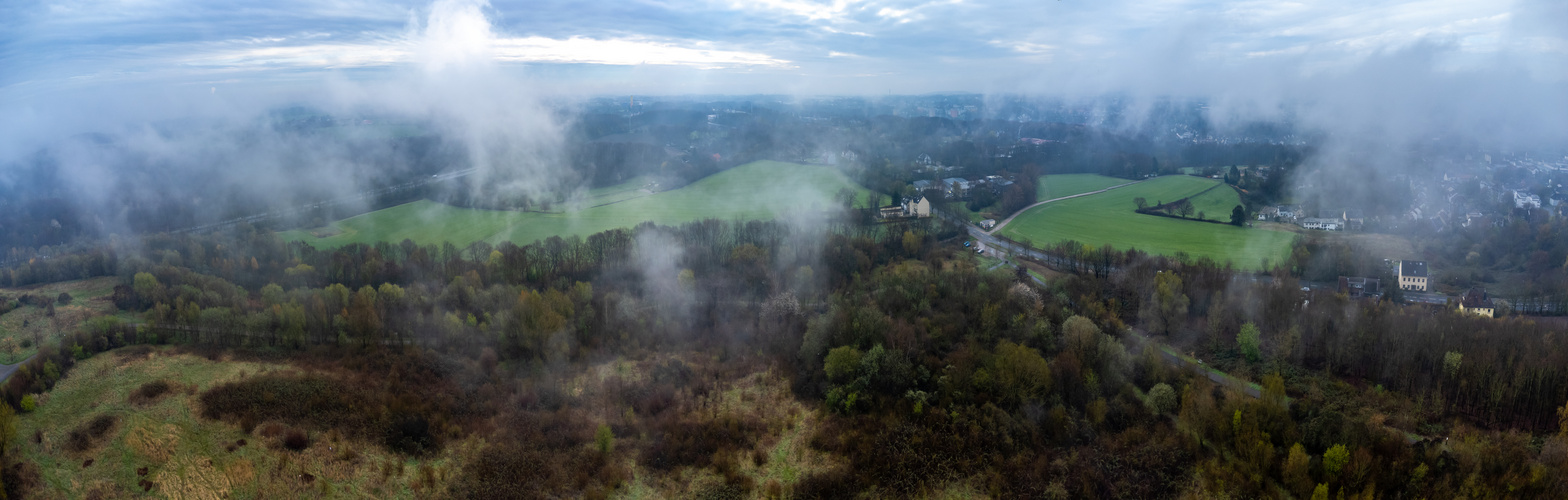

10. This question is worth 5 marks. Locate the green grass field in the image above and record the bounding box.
[282,161,872,248]
[951,174,1134,224]
[1037,174,1132,201]
[998,176,1294,269]
[1186,184,1246,222]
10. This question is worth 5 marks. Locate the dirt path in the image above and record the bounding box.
[986,179,1144,234]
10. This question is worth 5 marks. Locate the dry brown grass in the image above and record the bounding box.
[155,455,236,500]
[126,423,180,463]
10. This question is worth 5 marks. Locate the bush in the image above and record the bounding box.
[642,414,764,471]
[448,411,623,500]
[595,423,614,455]
[56,293,72,305]
[1145,383,1177,415]
[1323,444,1350,478]
[200,374,367,430]
[384,411,437,456]
[64,414,118,453]
[129,380,172,405]
[19,394,35,413]
[1237,323,1262,363]
[823,346,863,383]
[282,429,311,451]
[993,340,1052,404]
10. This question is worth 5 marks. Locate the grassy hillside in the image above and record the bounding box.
[1037,174,1132,201]
[998,176,1293,269]
[14,348,445,498]
[0,277,122,364]
[281,161,872,248]
[15,347,830,499]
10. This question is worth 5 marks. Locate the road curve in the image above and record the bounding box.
[0,353,38,384]
[986,179,1145,235]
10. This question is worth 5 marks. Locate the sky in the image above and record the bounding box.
[3,0,1564,95]
[1,0,1566,155]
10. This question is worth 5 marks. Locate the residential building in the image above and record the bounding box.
[1300,218,1343,231]
[979,219,996,230]
[1257,206,1280,221]
[902,196,932,218]
[1458,288,1495,318]
[1337,276,1381,298]
[942,177,971,199]
[1397,260,1429,292]
[1513,190,1543,209]
[878,196,932,220]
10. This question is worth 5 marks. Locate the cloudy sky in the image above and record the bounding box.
[3,0,1564,96]
[2,0,1567,157]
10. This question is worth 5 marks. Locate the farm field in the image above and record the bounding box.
[954,174,1134,224]
[1185,183,1246,222]
[282,161,871,248]
[563,175,656,210]
[998,176,1294,269]
[1036,174,1132,201]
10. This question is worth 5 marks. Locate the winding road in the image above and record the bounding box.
[0,353,37,384]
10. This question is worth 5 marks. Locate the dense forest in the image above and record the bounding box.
[0,204,1565,498]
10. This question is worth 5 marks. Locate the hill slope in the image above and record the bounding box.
[282,160,872,248]
[998,175,1292,269]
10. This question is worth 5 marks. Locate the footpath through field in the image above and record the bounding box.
[986,179,1144,234]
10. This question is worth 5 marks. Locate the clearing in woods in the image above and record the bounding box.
[281,160,872,248]
[998,175,1295,270]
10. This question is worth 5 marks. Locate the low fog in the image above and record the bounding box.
[1,0,1566,254]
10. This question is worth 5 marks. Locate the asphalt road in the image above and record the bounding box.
[0,353,37,384]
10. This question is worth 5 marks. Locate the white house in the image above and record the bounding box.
[1300,218,1342,231]
[902,196,932,218]
[1397,260,1429,292]
[1514,190,1542,209]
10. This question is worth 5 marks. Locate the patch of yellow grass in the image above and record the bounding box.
[225,459,256,488]
[156,455,235,500]
[127,423,181,463]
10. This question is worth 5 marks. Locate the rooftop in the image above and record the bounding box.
[1461,288,1493,308]
[1400,260,1428,278]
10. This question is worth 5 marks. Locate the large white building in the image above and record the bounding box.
[1300,218,1343,231]
[1397,260,1428,292]
[902,196,931,218]
[1514,190,1543,209]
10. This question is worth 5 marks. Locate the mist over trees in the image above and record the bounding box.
[0,96,1310,259]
